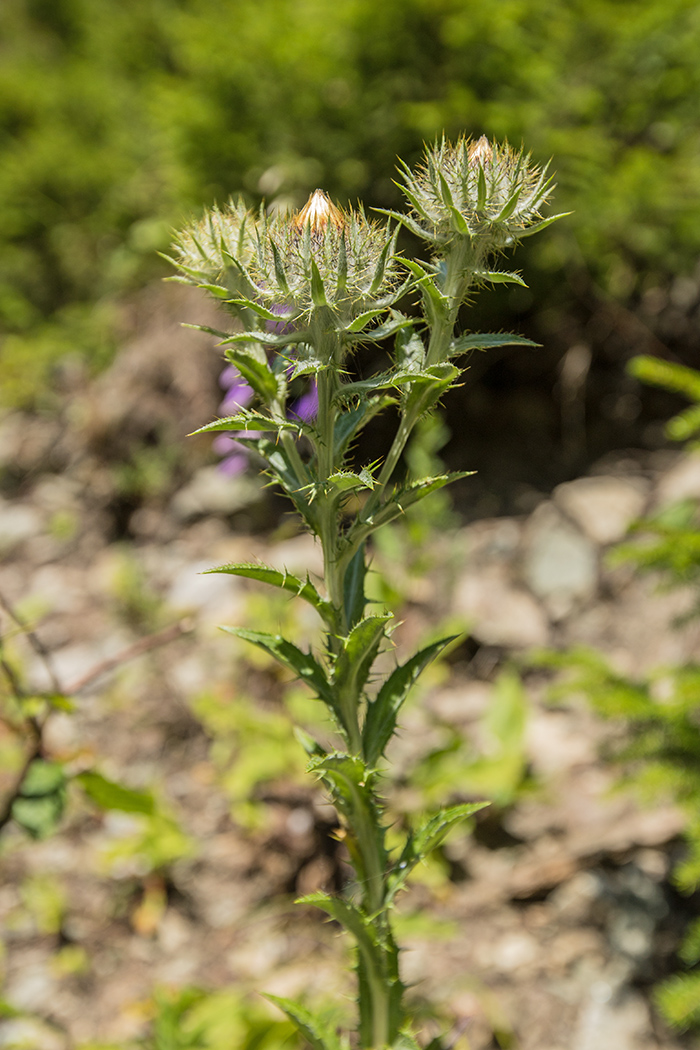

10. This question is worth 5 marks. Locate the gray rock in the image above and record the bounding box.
[523,502,598,618]
[656,451,700,506]
[0,498,42,551]
[554,475,648,545]
[171,466,264,521]
[454,565,550,647]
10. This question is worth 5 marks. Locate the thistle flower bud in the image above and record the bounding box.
[398,135,554,256]
[293,189,346,236]
[251,193,400,324]
[172,198,257,281]
[467,135,493,168]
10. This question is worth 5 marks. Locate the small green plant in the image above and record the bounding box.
[172,135,561,1048]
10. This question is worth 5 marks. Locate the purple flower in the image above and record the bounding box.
[214,366,256,475]
[289,383,319,422]
[215,347,317,475]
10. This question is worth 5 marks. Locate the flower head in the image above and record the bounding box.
[398,135,554,256]
[171,197,258,284]
[292,189,346,236]
[251,191,401,325]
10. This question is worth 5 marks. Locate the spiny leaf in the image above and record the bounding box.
[223,346,280,402]
[449,332,539,356]
[308,754,388,898]
[327,469,377,494]
[343,542,367,630]
[251,437,317,526]
[476,165,487,210]
[264,995,342,1050]
[310,259,328,307]
[373,206,431,241]
[189,412,299,436]
[202,562,334,625]
[270,238,291,296]
[222,627,341,718]
[226,297,295,322]
[333,614,393,699]
[363,312,415,343]
[386,802,489,903]
[345,309,387,333]
[367,473,473,531]
[369,231,398,296]
[475,269,527,287]
[494,185,522,222]
[334,398,395,459]
[363,636,459,764]
[221,328,305,348]
[512,212,572,239]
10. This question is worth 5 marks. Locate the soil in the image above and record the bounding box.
[0,283,698,1050]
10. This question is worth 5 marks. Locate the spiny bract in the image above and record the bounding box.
[398,135,554,254]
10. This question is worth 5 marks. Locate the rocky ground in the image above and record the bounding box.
[1,285,699,1050]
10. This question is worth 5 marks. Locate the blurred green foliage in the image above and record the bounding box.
[532,353,700,1032]
[1,0,700,406]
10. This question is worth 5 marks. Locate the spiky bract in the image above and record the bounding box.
[171,198,258,286]
[252,190,401,324]
[398,135,554,256]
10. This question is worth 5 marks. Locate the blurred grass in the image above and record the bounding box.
[1,0,699,408]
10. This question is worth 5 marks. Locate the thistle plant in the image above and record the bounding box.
[170,136,563,1050]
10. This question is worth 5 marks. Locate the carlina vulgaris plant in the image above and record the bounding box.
[168,135,565,1049]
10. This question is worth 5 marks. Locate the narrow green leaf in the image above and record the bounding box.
[363,637,458,764]
[190,413,299,435]
[393,177,432,222]
[308,754,388,898]
[334,614,393,699]
[77,771,155,815]
[221,328,304,348]
[337,231,348,294]
[513,212,572,239]
[369,472,473,531]
[226,298,295,322]
[395,326,426,372]
[264,995,341,1050]
[667,403,700,441]
[270,238,291,296]
[300,891,404,1041]
[386,802,489,904]
[475,270,527,287]
[327,470,376,493]
[476,165,487,210]
[343,543,367,629]
[310,259,328,307]
[253,438,317,526]
[628,355,700,402]
[222,628,346,731]
[449,332,539,356]
[373,207,430,241]
[363,312,415,343]
[299,891,391,975]
[494,185,522,222]
[346,309,386,333]
[223,347,280,402]
[369,233,396,296]
[203,562,335,625]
